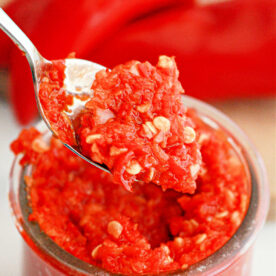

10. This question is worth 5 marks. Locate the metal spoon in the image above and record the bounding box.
[0,8,110,173]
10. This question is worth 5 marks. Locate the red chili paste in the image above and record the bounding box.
[11,109,250,275]
[38,61,75,145]
[38,56,201,193]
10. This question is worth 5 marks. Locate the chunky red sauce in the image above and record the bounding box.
[38,56,201,193]
[11,109,250,275]
[38,61,75,145]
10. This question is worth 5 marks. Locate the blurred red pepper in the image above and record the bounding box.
[0,0,51,67]
[1,0,275,124]
[3,0,192,124]
[90,0,276,100]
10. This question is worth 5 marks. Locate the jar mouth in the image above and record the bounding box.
[10,95,270,276]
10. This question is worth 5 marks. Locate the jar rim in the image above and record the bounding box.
[9,95,270,275]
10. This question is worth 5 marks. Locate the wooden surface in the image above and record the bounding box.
[0,0,10,6]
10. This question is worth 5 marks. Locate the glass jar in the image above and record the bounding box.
[9,96,269,276]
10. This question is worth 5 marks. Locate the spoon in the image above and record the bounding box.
[0,8,110,173]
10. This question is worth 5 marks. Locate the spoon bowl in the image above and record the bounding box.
[0,9,110,173]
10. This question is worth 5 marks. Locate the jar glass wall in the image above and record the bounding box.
[9,96,269,276]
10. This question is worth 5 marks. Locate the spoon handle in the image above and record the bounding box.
[0,8,42,69]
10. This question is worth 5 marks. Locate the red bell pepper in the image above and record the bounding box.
[4,0,193,124]
[1,0,275,124]
[88,0,276,100]
[0,0,51,67]
[1,0,192,66]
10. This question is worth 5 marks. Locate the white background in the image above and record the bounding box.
[0,101,275,276]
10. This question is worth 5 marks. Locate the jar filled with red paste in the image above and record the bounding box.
[9,96,269,276]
